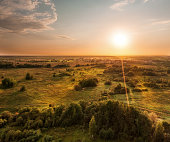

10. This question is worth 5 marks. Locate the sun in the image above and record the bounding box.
[110,32,130,48]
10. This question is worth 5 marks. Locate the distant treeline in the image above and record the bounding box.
[0,62,70,69]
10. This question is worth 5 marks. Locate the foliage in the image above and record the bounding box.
[114,83,130,94]
[153,122,164,142]
[99,128,114,140]
[79,78,98,88]
[60,103,83,127]
[162,121,170,133]
[89,116,97,138]
[1,129,42,142]
[41,135,54,142]
[57,72,71,77]
[1,78,16,89]
[0,100,168,142]
[74,84,82,91]
[26,73,33,80]
[20,85,26,92]
[104,81,112,85]
[54,64,70,68]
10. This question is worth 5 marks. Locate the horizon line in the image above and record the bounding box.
[0,54,169,57]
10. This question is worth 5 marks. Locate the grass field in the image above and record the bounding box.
[0,56,169,123]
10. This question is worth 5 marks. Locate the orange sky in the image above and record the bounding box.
[0,0,170,56]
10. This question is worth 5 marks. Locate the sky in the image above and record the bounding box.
[0,0,170,56]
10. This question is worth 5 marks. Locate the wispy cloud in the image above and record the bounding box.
[151,20,170,25]
[56,35,75,40]
[110,0,151,11]
[110,0,129,11]
[0,0,57,33]
[144,0,149,3]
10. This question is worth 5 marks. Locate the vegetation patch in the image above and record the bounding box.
[114,83,130,94]
[0,100,168,142]
[1,78,16,89]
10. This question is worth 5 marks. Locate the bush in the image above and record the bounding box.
[0,118,7,128]
[162,121,170,133]
[16,116,24,126]
[1,129,42,142]
[41,135,54,142]
[57,72,71,77]
[74,85,82,91]
[114,84,130,94]
[133,88,142,92]
[142,71,157,76]
[0,111,13,120]
[20,86,26,92]
[104,81,112,85]
[26,73,33,80]
[126,71,135,77]
[79,78,98,88]
[1,78,16,89]
[99,128,114,140]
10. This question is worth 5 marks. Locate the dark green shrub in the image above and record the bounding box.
[26,73,33,80]
[74,85,82,91]
[142,71,157,76]
[133,88,142,92]
[0,118,7,128]
[99,128,114,140]
[57,72,71,77]
[41,135,54,142]
[20,86,26,92]
[79,78,98,88]
[126,71,135,77]
[18,107,31,114]
[53,105,64,126]
[1,78,16,88]
[104,81,112,85]
[162,121,170,133]
[32,119,43,129]
[16,116,24,126]
[0,111,13,120]
[114,84,130,94]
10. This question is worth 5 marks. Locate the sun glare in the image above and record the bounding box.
[110,32,130,48]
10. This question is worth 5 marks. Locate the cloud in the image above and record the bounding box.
[0,0,57,33]
[110,0,151,11]
[110,0,129,11]
[56,35,75,40]
[144,0,149,3]
[151,20,170,25]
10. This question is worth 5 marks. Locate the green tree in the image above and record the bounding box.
[89,116,97,138]
[153,122,164,142]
